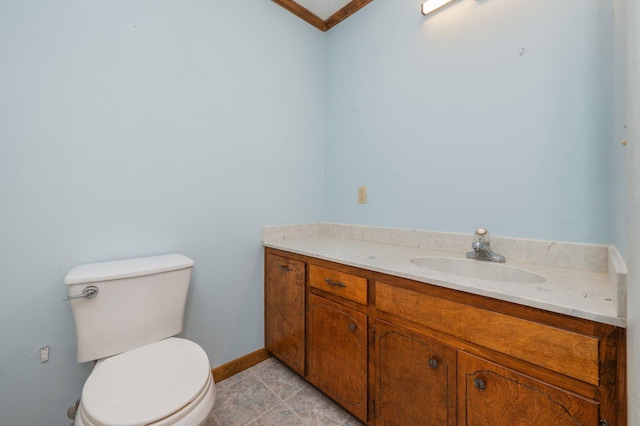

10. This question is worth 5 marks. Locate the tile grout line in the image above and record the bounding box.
[210,359,363,426]
[216,360,308,426]
[253,369,311,425]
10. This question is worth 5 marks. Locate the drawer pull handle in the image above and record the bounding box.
[429,358,439,369]
[324,278,346,288]
[278,265,292,271]
[473,378,486,391]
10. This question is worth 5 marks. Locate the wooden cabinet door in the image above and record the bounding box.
[307,294,368,422]
[373,320,456,426]
[265,253,305,375]
[458,352,600,426]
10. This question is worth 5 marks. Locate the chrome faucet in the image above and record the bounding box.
[466,228,505,262]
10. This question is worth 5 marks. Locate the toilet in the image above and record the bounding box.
[64,254,216,426]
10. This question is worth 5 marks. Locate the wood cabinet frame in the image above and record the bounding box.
[264,247,627,426]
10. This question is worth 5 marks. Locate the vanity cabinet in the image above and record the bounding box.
[263,248,626,426]
[264,253,305,375]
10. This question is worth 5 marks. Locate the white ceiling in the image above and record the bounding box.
[293,0,353,20]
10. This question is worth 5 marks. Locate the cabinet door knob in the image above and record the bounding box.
[349,323,357,332]
[429,358,439,369]
[473,377,486,391]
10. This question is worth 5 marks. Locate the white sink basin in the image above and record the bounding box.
[410,257,546,284]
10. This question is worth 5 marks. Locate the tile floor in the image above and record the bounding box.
[205,357,365,426]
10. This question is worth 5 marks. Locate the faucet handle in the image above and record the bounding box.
[474,228,491,244]
[468,228,505,262]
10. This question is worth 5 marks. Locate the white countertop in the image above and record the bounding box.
[263,224,627,328]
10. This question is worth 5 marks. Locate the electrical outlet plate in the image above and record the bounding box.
[40,346,49,363]
[358,186,367,204]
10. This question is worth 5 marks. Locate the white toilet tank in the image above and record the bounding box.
[65,254,195,362]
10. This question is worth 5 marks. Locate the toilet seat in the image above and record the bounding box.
[77,338,215,426]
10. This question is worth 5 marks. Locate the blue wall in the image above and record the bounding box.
[625,1,640,423]
[0,0,628,424]
[325,0,616,244]
[0,1,324,424]
[612,0,629,258]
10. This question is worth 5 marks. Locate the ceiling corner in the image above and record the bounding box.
[272,0,373,32]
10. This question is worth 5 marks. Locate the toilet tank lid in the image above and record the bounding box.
[64,254,194,285]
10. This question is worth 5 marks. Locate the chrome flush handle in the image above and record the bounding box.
[63,285,99,301]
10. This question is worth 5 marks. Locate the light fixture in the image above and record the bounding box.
[421,0,455,16]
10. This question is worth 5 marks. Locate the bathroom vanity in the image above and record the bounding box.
[263,224,627,426]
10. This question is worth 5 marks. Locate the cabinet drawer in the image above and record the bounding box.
[309,265,368,305]
[375,281,600,385]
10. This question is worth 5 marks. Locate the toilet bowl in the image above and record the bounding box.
[65,254,216,426]
[74,338,215,426]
